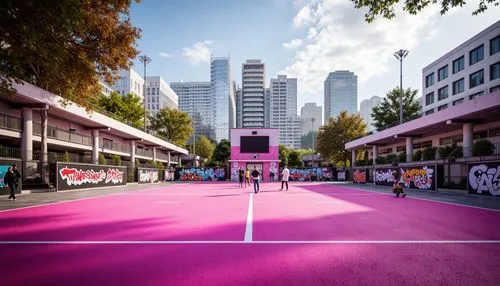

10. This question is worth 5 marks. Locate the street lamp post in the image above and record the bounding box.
[311,118,315,167]
[139,55,151,132]
[394,49,409,125]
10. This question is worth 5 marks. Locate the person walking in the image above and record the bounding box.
[269,170,275,182]
[280,165,290,191]
[251,167,260,194]
[238,167,244,188]
[12,164,21,192]
[392,170,407,198]
[245,168,251,187]
[4,167,16,201]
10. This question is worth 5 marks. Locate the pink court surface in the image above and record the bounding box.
[1,182,500,286]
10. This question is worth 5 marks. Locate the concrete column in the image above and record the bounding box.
[406,137,413,162]
[92,129,99,164]
[21,108,33,161]
[167,151,171,168]
[152,147,157,162]
[40,109,48,184]
[130,140,136,170]
[463,123,473,157]
[178,155,182,167]
[351,150,356,167]
[372,146,378,165]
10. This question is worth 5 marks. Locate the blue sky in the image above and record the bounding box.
[129,0,500,118]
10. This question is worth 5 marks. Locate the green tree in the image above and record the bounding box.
[112,154,121,166]
[213,139,231,165]
[195,136,215,161]
[99,92,146,129]
[472,139,495,156]
[98,153,107,165]
[279,145,290,166]
[316,111,366,166]
[0,0,141,108]
[351,0,499,23]
[62,151,71,162]
[371,87,421,131]
[150,108,193,146]
[288,150,301,167]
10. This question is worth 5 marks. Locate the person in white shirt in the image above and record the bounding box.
[280,165,290,191]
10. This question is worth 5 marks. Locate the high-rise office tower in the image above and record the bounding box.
[359,96,382,131]
[145,76,178,116]
[242,60,265,128]
[270,75,300,149]
[235,86,242,128]
[211,56,235,142]
[171,81,214,142]
[324,70,358,122]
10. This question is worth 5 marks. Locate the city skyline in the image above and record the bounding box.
[127,0,499,111]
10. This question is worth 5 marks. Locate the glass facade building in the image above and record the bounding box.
[211,57,235,142]
[324,70,358,122]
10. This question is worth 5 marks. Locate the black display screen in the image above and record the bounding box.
[240,136,269,153]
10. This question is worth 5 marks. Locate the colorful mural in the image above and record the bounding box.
[175,168,226,181]
[285,167,334,181]
[353,169,368,184]
[468,161,500,196]
[375,165,436,190]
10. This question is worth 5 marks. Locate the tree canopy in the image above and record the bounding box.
[99,92,145,129]
[351,0,499,23]
[316,111,366,166]
[213,139,231,165]
[195,136,215,162]
[371,87,420,131]
[279,145,290,167]
[150,108,193,146]
[0,0,141,108]
[288,150,302,167]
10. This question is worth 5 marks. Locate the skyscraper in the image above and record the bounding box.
[171,81,214,142]
[359,96,382,131]
[145,76,178,116]
[235,86,242,128]
[242,60,265,128]
[324,70,358,122]
[211,56,235,142]
[298,103,322,136]
[270,75,300,149]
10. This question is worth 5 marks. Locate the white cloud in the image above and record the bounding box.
[283,38,304,49]
[159,52,175,58]
[282,0,440,103]
[182,40,213,66]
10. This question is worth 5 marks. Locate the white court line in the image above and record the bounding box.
[0,187,160,213]
[341,185,500,213]
[1,240,499,245]
[244,193,253,242]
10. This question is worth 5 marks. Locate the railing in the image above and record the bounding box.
[0,113,22,131]
[136,148,153,157]
[33,123,92,146]
[156,152,170,161]
[100,139,132,154]
[0,146,21,159]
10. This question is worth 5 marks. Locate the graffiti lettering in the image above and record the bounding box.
[375,166,435,190]
[375,170,394,183]
[353,170,367,184]
[139,170,159,183]
[59,168,106,186]
[337,170,346,181]
[468,164,500,196]
[176,168,226,181]
[105,168,124,184]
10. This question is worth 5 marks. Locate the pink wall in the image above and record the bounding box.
[230,146,279,161]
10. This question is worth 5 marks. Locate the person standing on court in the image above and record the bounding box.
[392,170,407,198]
[238,167,244,188]
[12,164,21,192]
[251,167,260,194]
[280,165,290,191]
[245,168,251,187]
[4,167,16,201]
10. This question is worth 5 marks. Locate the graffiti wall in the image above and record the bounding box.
[468,161,500,196]
[138,168,159,184]
[375,165,436,190]
[56,162,127,191]
[0,165,9,188]
[284,168,335,181]
[336,168,347,181]
[353,169,368,184]
[164,170,175,181]
[175,167,226,181]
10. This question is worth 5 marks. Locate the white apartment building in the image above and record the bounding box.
[242,60,266,128]
[422,20,500,115]
[299,103,322,136]
[112,68,145,100]
[99,81,113,97]
[359,96,382,131]
[170,81,215,142]
[270,75,300,149]
[145,76,178,115]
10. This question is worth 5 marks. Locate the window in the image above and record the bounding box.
[491,61,500,81]
[469,69,484,88]
[452,98,464,106]
[489,128,500,137]
[469,45,484,65]
[440,137,452,145]
[425,109,434,115]
[469,91,484,100]
[396,145,406,152]
[425,73,434,88]
[413,143,422,149]
[491,85,500,93]
[438,104,448,111]
[103,139,113,149]
[473,130,488,140]
[147,104,150,109]
[421,141,432,148]
[438,86,448,101]
[425,92,434,105]
[438,65,448,81]
[147,87,150,95]
[452,56,465,74]
[452,78,464,95]
[491,35,500,55]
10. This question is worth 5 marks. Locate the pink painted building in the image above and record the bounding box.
[229,129,280,182]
